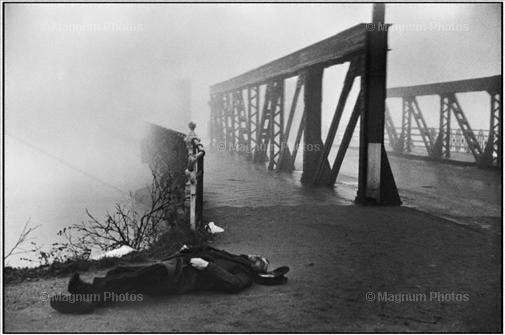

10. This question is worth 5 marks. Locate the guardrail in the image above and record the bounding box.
[141,123,205,231]
[186,138,205,231]
[385,76,502,168]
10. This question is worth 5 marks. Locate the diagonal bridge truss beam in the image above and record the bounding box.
[209,4,401,205]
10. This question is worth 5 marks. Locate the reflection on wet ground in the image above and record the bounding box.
[204,147,501,229]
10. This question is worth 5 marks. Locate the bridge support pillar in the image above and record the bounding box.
[356,3,401,205]
[301,65,331,184]
[433,95,452,159]
[480,91,502,168]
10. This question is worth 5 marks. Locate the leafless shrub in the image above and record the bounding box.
[53,171,183,260]
[4,219,41,263]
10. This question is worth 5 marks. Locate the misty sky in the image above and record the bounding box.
[3,4,501,263]
[5,4,501,135]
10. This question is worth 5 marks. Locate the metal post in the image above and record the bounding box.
[278,74,303,172]
[356,3,401,205]
[399,97,412,153]
[188,138,205,231]
[301,65,330,184]
[270,79,285,170]
[225,93,232,151]
[255,84,262,158]
[435,95,451,159]
[496,92,502,167]
[247,87,253,158]
[481,91,501,167]
[196,151,204,226]
[217,93,225,147]
[248,85,260,159]
[254,82,274,164]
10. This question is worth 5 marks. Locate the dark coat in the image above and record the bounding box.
[97,247,255,296]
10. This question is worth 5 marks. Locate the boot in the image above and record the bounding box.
[68,273,95,294]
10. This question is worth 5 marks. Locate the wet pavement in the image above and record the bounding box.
[204,147,501,230]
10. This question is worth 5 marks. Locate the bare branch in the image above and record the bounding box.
[5,219,41,261]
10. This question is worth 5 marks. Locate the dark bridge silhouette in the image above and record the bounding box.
[208,4,501,206]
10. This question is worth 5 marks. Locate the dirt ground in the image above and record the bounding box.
[4,150,502,332]
[4,204,501,333]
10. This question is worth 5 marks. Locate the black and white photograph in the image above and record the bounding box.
[2,2,502,333]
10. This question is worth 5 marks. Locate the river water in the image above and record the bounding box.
[4,130,152,267]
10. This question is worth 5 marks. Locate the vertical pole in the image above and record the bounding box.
[220,93,226,147]
[268,84,277,170]
[442,97,451,158]
[224,93,229,150]
[497,92,502,168]
[189,144,197,231]
[275,80,285,170]
[356,3,401,205]
[301,65,330,184]
[481,91,501,167]
[247,87,253,158]
[406,98,413,153]
[433,95,451,159]
[232,92,238,149]
[196,153,204,227]
[255,84,261,155]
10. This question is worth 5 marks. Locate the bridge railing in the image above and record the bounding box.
[385,127,490,158]
[186,138,205,231]
[384,76,502,168]
[141,123,206,232]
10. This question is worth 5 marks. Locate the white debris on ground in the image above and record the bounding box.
[89,245,136,260]
[206,221,224,234]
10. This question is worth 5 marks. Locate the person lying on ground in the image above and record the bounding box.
[50,245,289,314]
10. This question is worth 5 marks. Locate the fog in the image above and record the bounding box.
[4,4,500,266]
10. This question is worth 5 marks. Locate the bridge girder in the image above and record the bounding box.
[386,77,502,168]
[210,4,401,206]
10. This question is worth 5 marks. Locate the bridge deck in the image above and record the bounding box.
[204,148,500,229]
[198,149,501,332]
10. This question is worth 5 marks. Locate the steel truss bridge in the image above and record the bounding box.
[385,76,501,167]
[208,4,501,206]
